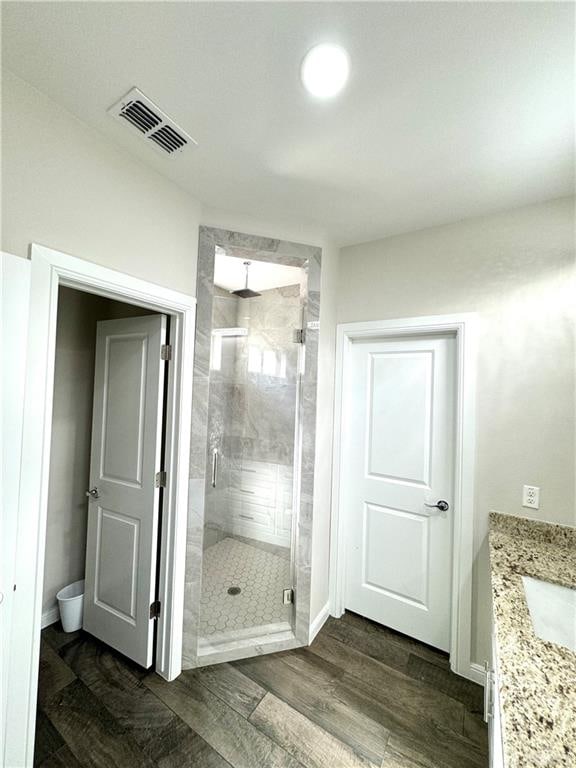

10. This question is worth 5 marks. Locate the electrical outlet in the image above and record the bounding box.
[522,485,540,510]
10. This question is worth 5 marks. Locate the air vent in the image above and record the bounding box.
[108,87,197,157]
[121,100,161,133]
[149,125,187,153]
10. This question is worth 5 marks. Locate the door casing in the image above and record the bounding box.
[5,244,195,768]
[330,314,478,683]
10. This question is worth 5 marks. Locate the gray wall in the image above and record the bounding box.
[43,287,157,619]
[337,196,576,664]
[234,284,302,465]
[204,284,302,544]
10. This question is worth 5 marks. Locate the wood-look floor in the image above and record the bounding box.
[34,612,488,768]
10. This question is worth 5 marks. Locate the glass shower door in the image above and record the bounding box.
[198,254,304,648]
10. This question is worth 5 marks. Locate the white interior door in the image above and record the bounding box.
[343,335,455,651]
[84,314,166,667]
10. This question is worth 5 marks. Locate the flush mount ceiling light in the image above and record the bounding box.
[301,43,350,98]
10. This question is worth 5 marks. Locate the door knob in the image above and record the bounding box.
[424,499,449,513]
[86,487,99,499]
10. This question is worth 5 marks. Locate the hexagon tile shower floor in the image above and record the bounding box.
[199,537,291,637]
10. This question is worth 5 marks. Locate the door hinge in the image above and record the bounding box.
[161,344,172,361]
[150,600,161,620]
[282,588,294,605]
[292,329,305,344]
[155,470,167,488]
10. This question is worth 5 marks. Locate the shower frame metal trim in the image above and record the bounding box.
[182,226,321,668]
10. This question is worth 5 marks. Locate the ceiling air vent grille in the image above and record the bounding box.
[108,87,197,157]
[150,125,187,153]
[121,100,161,133]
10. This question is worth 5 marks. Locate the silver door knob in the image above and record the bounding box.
[86,487,99,499]
[424,499,449,512]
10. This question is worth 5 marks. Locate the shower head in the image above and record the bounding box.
[231,287,261,299]
[231,261,261,299]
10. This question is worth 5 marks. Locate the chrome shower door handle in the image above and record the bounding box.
[423,499,449,514]
[86,487,99,499]
[483,661,494,722]
[211,449,218,488]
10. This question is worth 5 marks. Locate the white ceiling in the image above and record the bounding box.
[2,2,573,245]
[214,251,302,292]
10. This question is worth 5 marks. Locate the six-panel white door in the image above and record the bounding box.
[83,315,166,667]
[343,335,455,651]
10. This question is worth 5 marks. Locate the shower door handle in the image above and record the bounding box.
[211,449,218,488]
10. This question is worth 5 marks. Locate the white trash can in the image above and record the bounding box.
[56,579,85,632]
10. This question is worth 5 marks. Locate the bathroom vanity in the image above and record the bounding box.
[488,512,576,767]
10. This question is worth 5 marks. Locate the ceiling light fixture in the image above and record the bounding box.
[301,43,350,99]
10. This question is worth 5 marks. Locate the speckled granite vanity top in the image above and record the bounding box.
[489,511,576,767]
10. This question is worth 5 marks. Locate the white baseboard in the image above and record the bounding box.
[468,662,486,686]
[41,606,59,629]
[308,601,330,644]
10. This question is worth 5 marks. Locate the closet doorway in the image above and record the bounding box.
[5,245,195,768]
[43,289,166,667]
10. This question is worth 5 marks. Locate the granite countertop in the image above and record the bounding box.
[489,511,576,768]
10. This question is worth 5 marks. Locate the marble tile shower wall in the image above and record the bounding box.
[233,284,301,465]
[183,226,321,667]
[204,284,302,547]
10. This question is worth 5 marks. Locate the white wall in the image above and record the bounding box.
[337,197,576,664]
[2,70,201,293]
[2,69,339,632]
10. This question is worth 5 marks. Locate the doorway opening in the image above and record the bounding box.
[5,245,195,768]
[330,314,478,683]
[341,332,456,652]
[41,287,165,661]
[183,226,322,668]
[198,252,306,650]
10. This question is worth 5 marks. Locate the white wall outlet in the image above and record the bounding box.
[522,485,540,510]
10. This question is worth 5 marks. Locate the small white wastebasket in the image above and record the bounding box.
[56,579,85,632]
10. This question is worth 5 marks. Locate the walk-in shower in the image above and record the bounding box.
[200,253,303,643]
[183,228,321,668]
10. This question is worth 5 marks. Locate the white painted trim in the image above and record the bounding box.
[1,253,31,767]
[5,245,195,768]
[41,607,59,630]
[469,662,486,687]
[308,602,331,644]
[329,313,478,681]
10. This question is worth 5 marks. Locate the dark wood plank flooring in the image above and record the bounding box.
[35,612,487,768]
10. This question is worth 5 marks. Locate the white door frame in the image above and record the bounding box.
[5,244,195,768]
[330,313,478,682]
